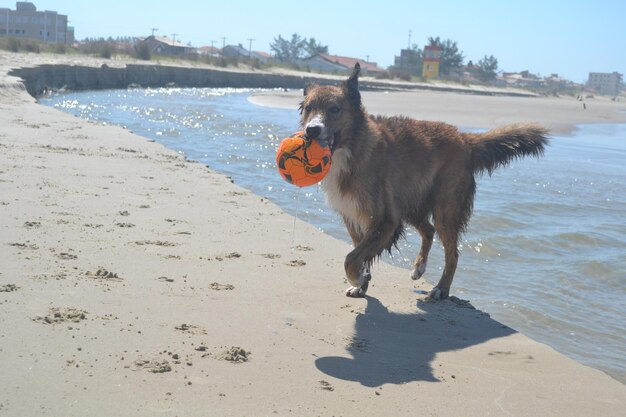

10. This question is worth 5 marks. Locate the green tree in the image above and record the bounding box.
[270,34,328,61]
[303,37,328,58]
[270,34,303,61]
[427,36,464,76]
[477,55,498,82]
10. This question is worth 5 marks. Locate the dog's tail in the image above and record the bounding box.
[468,124,549,175]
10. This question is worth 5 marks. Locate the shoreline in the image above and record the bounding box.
[1,52,625,416]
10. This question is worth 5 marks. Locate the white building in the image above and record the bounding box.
[587,72,623,96]
[0,1,72,44]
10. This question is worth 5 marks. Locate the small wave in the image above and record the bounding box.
[553,231,613,248]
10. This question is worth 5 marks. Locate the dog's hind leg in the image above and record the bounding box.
[430,225,459,300]
[409,220,435,280]
[430,175,476,300]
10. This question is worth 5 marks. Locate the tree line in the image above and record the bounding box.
[269,33,499,82]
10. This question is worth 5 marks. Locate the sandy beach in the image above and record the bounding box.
[250,89,626,136]
[1,52,625,416]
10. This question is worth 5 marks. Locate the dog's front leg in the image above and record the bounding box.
[344,252,371,297]
[344,220,400,298]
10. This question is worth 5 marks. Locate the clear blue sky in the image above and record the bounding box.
[7,0,625,83]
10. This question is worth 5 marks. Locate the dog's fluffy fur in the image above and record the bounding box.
[300,63,549,299]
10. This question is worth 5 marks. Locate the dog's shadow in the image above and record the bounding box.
[315,296,516,386]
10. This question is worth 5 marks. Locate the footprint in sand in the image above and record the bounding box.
[287,259,306,267]
[215,346,250,363]
[174,323,207,335]
[86,268,122,281]
[165,218,188,225]
[345,336,369,352]
[133,359,172,373]
[134,240,176,247]
[116,147,138,154]
[318,380,335,391]
[115,222,135,228]
[34,307,87,324]
[260,253,281,259]
[225,191,248,197]
[0,284,19,292]
[8,242,39,250]
[209,282,234,291]
[207,252,241,261]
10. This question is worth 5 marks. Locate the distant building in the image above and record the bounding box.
[545,73,573,90]
[301,53,386,76]
[500,72,545,89]
[0,1,72,44]
[393,48,421,76]
[422,45,441,79]
[222,44,249,58]
[251,50,272,64]
[197,45,220,57]
[587,72,623,95]
[461,62,481,81]
[141,35,195,56]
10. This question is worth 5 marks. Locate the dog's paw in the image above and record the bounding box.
[410,261,427,280]
[345,286,367,298]
[427,286,449,301]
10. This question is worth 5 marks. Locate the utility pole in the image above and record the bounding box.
[221,36,227,56]
[247,38,255,60]
[210,40,216,55]
[151,28,158,36]
[408,29,412,49]
[172,33,178,44]
[365,55,370,63]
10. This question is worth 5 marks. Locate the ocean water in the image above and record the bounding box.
[40,88,626,384]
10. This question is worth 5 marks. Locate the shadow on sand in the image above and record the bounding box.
[315,296,516,386]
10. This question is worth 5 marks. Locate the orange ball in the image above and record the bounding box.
[276,131,332,187]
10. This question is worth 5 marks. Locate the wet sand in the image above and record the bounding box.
[1,52,625,416]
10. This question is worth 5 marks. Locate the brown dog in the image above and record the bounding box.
[299,63,549,299]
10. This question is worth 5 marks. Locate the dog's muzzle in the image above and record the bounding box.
[305,117,335,150]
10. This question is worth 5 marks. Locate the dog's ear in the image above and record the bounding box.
[344,63,361,105]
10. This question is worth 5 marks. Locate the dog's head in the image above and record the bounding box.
[299,63,364,153]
